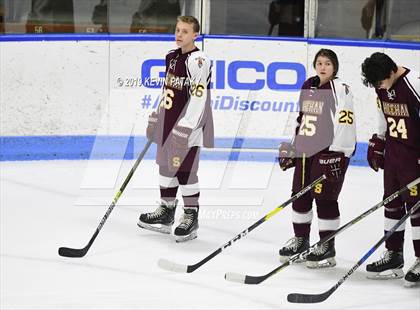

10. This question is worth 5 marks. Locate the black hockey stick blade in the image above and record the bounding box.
[59,230,97,257]
[58,246,89,258]
[158,247,222,273]
[287,287,336,303]
[225,259,292,284]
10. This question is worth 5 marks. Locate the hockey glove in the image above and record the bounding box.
[278,142,296,171]
[367,134,385,172]
[172,125,192,149]
[319,151,346,181]
[168,125,192,172]
[146,112,158,142]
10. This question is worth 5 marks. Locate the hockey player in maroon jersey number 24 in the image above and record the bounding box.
[362,52,420,287]
[278,49,357,268]
[137,16,214,243]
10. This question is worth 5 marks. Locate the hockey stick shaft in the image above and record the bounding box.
[288,198,420,304]
[158,175,326,273]
[58,139,153,258]
[227,176,420,284]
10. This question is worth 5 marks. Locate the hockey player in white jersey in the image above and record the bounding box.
[137,16,214,242]
[278,49,357,268]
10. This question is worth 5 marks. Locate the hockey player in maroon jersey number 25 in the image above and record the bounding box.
[278,49,357,268]
[137,16,214,242]
[362,52,420,287]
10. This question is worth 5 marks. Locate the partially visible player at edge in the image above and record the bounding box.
[278,49,357,268]
[361,52,420,287]
[137,16,214,242]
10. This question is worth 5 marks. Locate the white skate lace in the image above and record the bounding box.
[407,258,420,275]
[285,237,303,252]
[178,212,195,229]
[312,243,328,256]
[147,206,167,220]
[373,251,392,266]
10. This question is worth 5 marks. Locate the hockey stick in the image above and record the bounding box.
[225,176,420,284]
[157,175,326,273]
[58,139,153,258]
[287,197,420,304]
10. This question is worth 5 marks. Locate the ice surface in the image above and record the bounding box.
[1,159,419,309]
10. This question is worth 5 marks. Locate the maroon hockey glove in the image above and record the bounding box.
[278,142,296,171]
[367,134,385,172]
[319,151,346,181]
[172,125,192,149]
[146,112,158,142]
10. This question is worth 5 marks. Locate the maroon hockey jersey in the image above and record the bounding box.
[375,68,420,151]
[293,76,356,158]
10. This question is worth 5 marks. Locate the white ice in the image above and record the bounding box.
[1,158,419,309]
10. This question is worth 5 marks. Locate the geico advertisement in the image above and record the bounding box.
[111,39,308,139]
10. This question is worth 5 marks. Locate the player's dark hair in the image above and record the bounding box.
[177,15,200,33]
[361,52,397,88]
[313,49,339,77]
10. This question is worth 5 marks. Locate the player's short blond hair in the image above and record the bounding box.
[177,15,200,33]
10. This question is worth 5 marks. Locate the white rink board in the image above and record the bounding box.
[1,37,419,143]
[203,38,307,140]
[0,41,109,136]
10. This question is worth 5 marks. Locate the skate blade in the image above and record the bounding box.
[279,255,306,264]
[366,268,404,280]
[404,280,420,288]
[306,257,336,269]
[175,231,197,243]
[137,221,172,234]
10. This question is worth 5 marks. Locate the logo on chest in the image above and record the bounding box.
[301,100,324,115]
[169,58,177,71]
[386,89,396,100]
[383,102,410,117]
[195,56,205,68]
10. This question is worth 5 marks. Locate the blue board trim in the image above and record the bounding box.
[307,37,420,50]
[0,33,198,42]
[204,34,307,43]
[0,135,368,166]
[1,33,418,50]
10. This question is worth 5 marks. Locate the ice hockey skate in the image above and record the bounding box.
[404,257,420,287]
[279,236,309,263]
[174,208,198,242]
[137,200,177,234]
[306,240,336,268]
[366,250,404,279]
